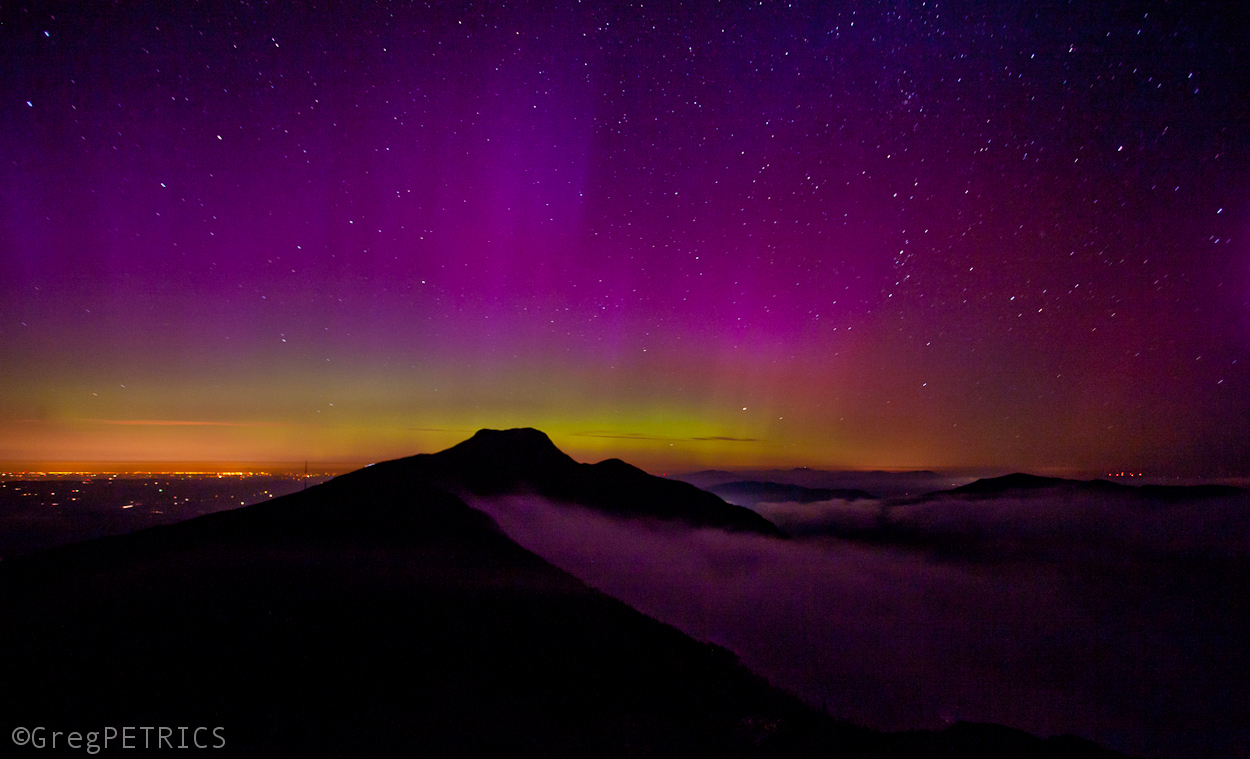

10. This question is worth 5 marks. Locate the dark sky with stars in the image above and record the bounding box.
[1,0,1247,474]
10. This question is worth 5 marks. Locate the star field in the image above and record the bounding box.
[1,1,1247,474]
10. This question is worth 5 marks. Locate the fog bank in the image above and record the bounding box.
[471,492,1250,759]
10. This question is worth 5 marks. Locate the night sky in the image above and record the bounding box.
[2,1,1247,474]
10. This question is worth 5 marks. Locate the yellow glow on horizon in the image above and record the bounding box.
[0,406,969,475]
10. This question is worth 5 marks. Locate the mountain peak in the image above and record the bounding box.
[449,427,576,466]
[392,428,782,535]
[468,426,557,446]
[393,428,577,496]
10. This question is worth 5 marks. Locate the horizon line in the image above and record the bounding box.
[0,460,1242,484]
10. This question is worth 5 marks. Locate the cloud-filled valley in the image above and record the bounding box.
[472,484,1250,759]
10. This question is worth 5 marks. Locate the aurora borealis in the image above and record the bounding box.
[1,1,1247,474]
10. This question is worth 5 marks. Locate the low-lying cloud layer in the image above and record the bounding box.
[756,488,1250,559]
[471,489,1250,759]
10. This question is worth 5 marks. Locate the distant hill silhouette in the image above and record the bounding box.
[0,431,1133,756]
[935,472,1246,502]
[708,481,877,504]
[395,428,782,536]
[675,467,951,498]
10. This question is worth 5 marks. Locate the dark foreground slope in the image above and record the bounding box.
[0,466,808,756]
[0,436,1130,757]
[392,427,782,536]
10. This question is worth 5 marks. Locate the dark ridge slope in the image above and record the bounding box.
[391,428,782,536]
[0,466,810,756]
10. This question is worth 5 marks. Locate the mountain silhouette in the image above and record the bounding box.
[0,431,1133,756]
[946,472,1067,495]
[393,428,782,536]
[0,466,814,756]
